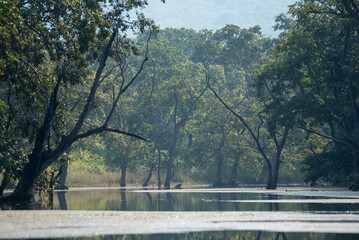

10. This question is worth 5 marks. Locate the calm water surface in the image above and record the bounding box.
[54,231,359,240]
[3,187,359,239]
[48,188,359,212]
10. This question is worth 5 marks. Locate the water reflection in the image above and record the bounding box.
[57,191,68,210]
[54,231,359,240]
[120,190,127,210]
[266,194,279,211]
[165,192,174,211]
[49,189,359,212]
[3,189,359,239]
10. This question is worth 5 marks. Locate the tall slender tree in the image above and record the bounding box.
[0,0,163,203]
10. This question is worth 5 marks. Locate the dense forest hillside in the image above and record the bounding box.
[1,0,359,204]
[142,0,296,36]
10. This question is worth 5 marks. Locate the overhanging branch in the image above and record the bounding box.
[73,126,147,143]
[105,128,147,142]
[297,125,348,146]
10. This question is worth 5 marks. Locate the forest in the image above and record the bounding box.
[1,0,359,204]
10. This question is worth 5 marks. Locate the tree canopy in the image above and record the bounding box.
[1,0,359,204]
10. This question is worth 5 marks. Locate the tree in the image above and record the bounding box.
[163,77,207,188]
[256,0,359,189]
[208,78,290,189]
[191,24,290,189]
[141,37,207,188]
[0,0,162,203]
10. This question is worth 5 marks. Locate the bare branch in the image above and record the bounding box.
[49,29,118,161]
[121,28,152,94]
[99,63,122,84]
[103,29,152,127]
[69,29,118,137]
[32,76,62,155]
[257,111,265,140]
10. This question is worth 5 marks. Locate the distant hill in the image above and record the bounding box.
[143,0,297,36]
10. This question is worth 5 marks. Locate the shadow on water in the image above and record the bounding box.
[53,231,359,240]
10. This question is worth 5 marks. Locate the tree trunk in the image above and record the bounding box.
[164,148,174,189]
[354,147,359,174]
[0,172,10,197]
[349,146,359,190]
[213,151,224,187]
[268,126,289,189]
[208,83,280,189]
[5,75,63,203]
[0,29,151,204]
[142,165,154,187]
[120,161,127,187]
[56,163,68,190]
[164,126,178,189]
[213,126,226,187]
[339,72,359,189]
[229,152,240,186]
[257,165,268,184]
[157,146,161,188]
[270,153,281,189]
[8,152,46,202]
[265,163,274,189]
[333,32,359,190]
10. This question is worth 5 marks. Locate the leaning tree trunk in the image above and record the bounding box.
[142,165,154,187]
[9,152,48,202]
[0,29,152,203]
[0,31,118,204]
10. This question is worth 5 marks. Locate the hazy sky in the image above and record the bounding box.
[142,0,297,36]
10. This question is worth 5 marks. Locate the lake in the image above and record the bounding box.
[1,187,359,239]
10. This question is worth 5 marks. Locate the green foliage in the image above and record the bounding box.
[302,144,353,186]
[4,0,358,193]
[0,0,163,201]
[256,0,359,187]
[70,148,106,174]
